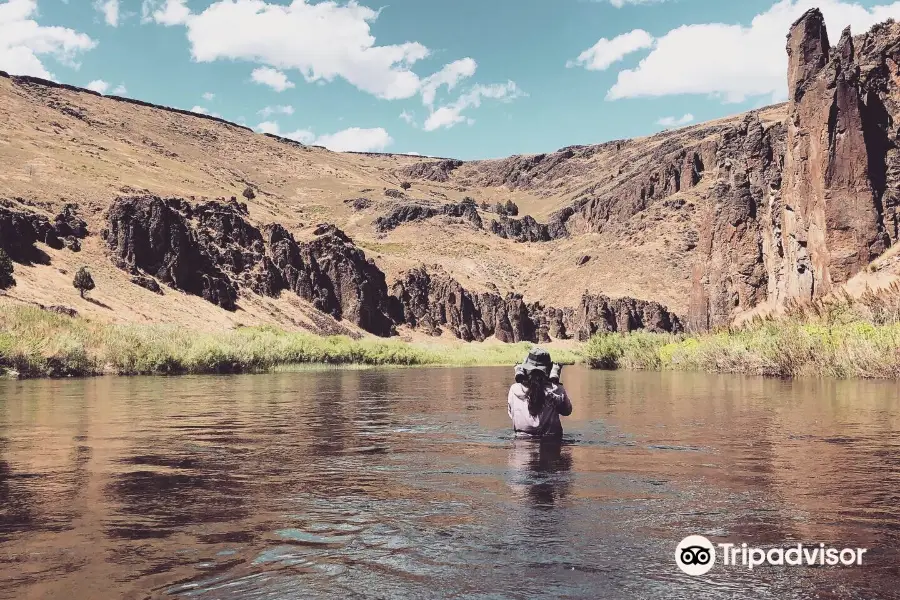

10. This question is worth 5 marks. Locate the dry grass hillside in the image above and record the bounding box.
[1,71,790,334]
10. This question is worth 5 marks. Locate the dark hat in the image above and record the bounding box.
[520,347,552,376]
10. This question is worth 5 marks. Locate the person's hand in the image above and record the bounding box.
[549,363,562,384]
[514,364,526,384]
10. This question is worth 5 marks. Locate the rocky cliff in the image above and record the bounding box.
[690,10,900,330]
[0,202,87,261]
[374,200,483,232]
[389,266,682,342]
[103,196,394,334]
[489,215,567,242]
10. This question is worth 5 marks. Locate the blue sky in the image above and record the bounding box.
[3,0,900,159]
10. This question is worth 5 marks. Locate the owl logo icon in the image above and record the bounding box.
[675,535,716,575]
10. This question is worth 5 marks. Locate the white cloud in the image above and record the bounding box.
[605,0,900,103]
[254,121,392,152]
[112,83,127,94]
[285,129,316,144]
[171,0,428,100]
[250,66,295,92]
[419,57,477,106]
[94,0,120,26]
[567,29,654,71]
[423,81,524,132]
[191,105,209,114]
[399,110,416,126]
[142,0,190,26]
[257,104,294,118]
[139,0,495,104]
[202,91,215,101]
[254,121,314,143]
[657,113,694,127]
[0,0,96,79]
[316,127,393,152]
[255,121,279,134]
[86,79,109,93]
[608,0,669,7]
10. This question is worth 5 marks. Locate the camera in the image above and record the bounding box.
[549,363,562,384]
[514,364,526,384]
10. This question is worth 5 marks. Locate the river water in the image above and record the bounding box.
[1,367,899,599]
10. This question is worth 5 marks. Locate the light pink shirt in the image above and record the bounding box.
[507,382,573,437]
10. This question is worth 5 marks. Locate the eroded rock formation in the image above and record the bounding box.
[103,197,240,309]
[561,139,719,236]
[689,10,900,330]
[0,202,87,261]
[688,115,786,331]
[780,13,889,300]
[267,223,394,336]
[103,196,394,334]
[389,266,682,342]
[489,215,567,242]
[398,159,463,182]
[375,201,482,232]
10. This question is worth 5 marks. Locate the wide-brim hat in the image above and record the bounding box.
[519,347,552,376]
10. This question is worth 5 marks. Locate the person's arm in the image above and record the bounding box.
[555,383,573,417]
[507,385,515,420]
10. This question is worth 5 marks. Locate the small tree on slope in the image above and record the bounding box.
[73,267,95,299]
[0,249,14,290]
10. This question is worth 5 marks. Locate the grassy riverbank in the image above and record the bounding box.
[0,304,581,378]
[585,288,900,379]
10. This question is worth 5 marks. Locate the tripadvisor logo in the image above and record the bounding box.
[675,535,868,575]
[675,535,716,575]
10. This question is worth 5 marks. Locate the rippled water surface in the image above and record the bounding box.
[2,367,900,599]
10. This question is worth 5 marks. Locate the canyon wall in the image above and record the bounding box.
[388,266,682,343]
[100,196,681,340]
[690,10,900,330]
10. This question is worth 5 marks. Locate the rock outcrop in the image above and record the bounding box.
[103,196,394,334]
[102,197,677,341]
[0,203,87,261]
[565,294,683,341]
[490,215,567,242]
[375,201,482,232]
[690,10,900,330]
[131,275,163,294]
[688,115,786,331]
[778,11,889,301]
[389,266,682,342]
[464,149,582,191]
[398,159,463,182]
[267,223,394,336]
[344,197,372,211]
[560,138,719,236]
[103,196,240,309]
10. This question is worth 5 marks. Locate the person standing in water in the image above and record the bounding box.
[507,347,573,438]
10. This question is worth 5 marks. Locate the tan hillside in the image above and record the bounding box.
[0,70,784,333]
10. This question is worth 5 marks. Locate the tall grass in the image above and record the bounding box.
[585,286,900,379]
[0,304,581,378]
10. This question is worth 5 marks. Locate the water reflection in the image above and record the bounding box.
[0,368,899,599]
[507,439,574,508]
